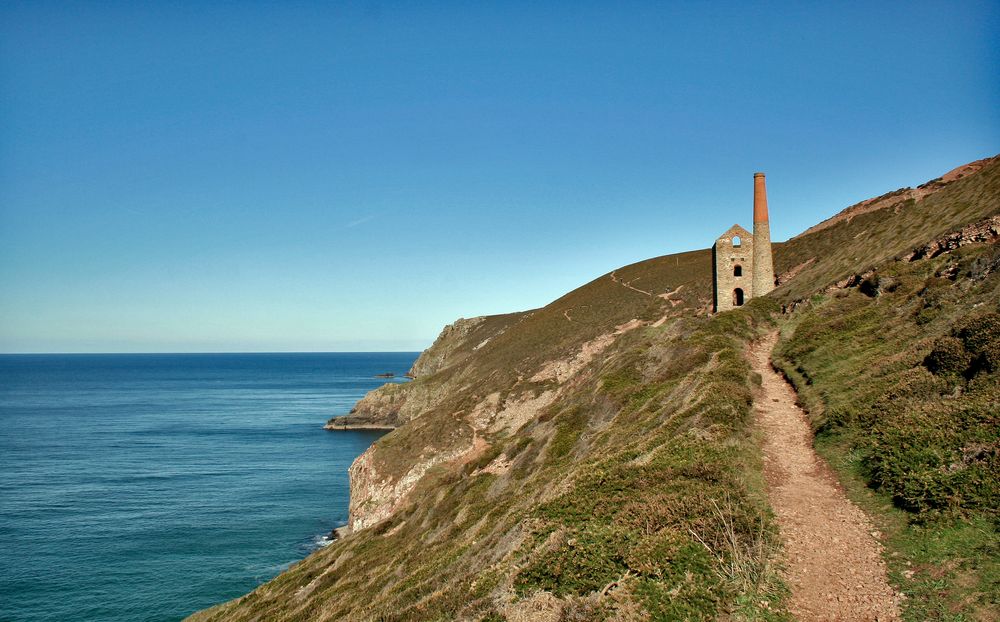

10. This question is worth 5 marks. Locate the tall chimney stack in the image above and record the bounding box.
[752,172,775,297]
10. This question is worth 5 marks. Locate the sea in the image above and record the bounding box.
[0,352,418,622]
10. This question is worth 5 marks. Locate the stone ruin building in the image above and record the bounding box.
[712,172,775,312]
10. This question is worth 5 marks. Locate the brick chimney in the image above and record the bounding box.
[752,172,775,297]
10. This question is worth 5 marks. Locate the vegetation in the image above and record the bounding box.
[773,157,1000,303]
[191,275,788,620]
[190,157,999,621]
[773,243,1000,619]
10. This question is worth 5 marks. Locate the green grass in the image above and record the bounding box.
[772,243,1000,620]
[773,158,1000,304]
[190,158,999,622]
[191,289,788,621]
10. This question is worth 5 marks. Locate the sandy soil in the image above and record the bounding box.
[751,332,901,621]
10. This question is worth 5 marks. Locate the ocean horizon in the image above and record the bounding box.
[0,351,418,622]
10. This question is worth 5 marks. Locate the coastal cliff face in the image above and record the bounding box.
[407,313,526,378]
[323,313,526,432]
[323,381,425,430]
[327,313,532,530]
[190,157,1000,622]
[331,250,711,534]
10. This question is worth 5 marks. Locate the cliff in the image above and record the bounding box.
[190,155,999,622]
[323,313,526,431]
[325,247,715,533]
[407,313,527,378]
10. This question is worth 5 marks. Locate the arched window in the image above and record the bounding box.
[734,265,743,277]
[732,235,741,247]
[733,288,745,306]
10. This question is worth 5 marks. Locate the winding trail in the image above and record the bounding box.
[750,332,901,621]
[609,270,653,296]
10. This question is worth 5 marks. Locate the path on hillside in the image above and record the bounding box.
[751,332,900,621]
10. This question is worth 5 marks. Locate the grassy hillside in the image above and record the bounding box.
[192,255,787,620]
[766,158,1000,621]
[190,156,999,621]
[772,232,999,619]
[327,248,713,431]
[772,157,1000,304]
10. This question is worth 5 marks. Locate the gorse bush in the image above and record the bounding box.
[957,312,1000,374]
[776,244,1000,521]
[862,380,999,517]
[924,336,972,376]
[516,523,640,596]
[924,312,1000,378]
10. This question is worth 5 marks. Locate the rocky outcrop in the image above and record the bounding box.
[788,215,1000,311]
[904,215,1000,261]
[326,312,537,530]
[326,312,527,431]
[407,312,526,377]
[408,316,486,378]
[346,434,478,531]
[341,317,651,533]
[324,382,415,430]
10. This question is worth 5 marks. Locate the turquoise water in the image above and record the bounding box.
[0,352,417,622]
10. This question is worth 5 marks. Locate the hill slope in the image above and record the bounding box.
[190,156,999,622]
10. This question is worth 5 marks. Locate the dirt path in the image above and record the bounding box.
[750,332,901,621]
[609,270,653,296]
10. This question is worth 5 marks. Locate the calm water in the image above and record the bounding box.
[0,352,417,622]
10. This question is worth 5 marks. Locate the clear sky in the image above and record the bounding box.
[1,1,997,353]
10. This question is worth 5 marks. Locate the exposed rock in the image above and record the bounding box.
[324,381,422,430]
[530,319,644,384]
[347,430,478,531]
[408,316,486,378]
[775,257,815,286]
[407,313,524,378]
[905,215,1000,261]
[486,390,558,435]
[813,216,1000,299]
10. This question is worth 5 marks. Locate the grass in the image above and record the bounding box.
[190,157,999,621]
[772,243,1000,620]
[772,158,1000,304]
[191,287,789,621]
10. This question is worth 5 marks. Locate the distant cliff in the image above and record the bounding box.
[408,313,527,378]
[323,313,526,431]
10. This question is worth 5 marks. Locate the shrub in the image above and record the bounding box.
[549,407,588,460]
[923,336,972,376]
[515,524,637,596]
[859,274,881,297]
[864,400,1000,517]
[957,312,1000,373]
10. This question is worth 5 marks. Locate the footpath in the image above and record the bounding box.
[750,332,901,621]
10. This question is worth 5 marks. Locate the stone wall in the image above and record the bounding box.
[713,224,754,312]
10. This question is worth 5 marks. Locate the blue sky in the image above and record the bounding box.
[1,1,997,352]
